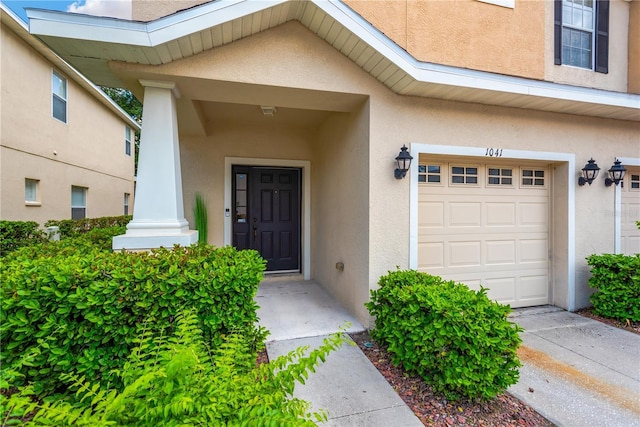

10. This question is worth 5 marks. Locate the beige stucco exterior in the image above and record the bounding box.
[0,8,137,225]
[132,0,209,21]
[629,0,640,94]
[106,20,638,322]
[23,0,639,326]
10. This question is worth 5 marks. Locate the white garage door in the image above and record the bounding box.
[418,158,549,308]
[621,167,640,255]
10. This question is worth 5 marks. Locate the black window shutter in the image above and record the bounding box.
[554,0,562,65]
[595,0,609,74]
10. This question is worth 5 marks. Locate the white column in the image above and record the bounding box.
[113,80,197,250]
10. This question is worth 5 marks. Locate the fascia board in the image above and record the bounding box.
[322,1,640,111]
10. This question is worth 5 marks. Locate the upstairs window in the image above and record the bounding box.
[52,70,67,123]
[555,0,609,73]
[25,178,40,204]
[125,126,132,156]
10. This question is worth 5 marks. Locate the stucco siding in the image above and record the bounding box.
[629,0,640,94]
[0,18,135,223]
[132,0,209,21]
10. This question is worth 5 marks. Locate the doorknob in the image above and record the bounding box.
[253,218,258,241]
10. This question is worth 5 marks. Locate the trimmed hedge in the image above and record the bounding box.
[1,243,267,396]
[587,253,640,322]
[366,270,522,401]
[0,221,45,256]
[44,215,131,238]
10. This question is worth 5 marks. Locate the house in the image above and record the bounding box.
[0,3,140,226]
[25,0,639,326]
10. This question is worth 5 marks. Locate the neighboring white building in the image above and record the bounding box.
[0,4,140,225]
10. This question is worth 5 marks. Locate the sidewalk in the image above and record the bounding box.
[256,279,423,426]
[509,306,640,427]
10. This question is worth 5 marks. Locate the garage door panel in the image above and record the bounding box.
[621,167,640,255]
[486,203,516,226]
[485,240,516,264]
[418,161,549,307]
[449,202,481,227]
[449,241,481,266]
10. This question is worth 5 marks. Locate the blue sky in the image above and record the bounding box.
[2,0,130,23]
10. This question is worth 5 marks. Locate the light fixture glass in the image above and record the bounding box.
[605,159,626,187]
[578,158,600,186]
[394,145,413,179]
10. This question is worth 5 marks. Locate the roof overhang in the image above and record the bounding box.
[1,3,140,131]
[26,0,640,122]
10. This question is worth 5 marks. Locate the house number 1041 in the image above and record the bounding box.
[485,148,503,157]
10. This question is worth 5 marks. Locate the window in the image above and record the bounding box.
[522,169,546,187]
[488,168,513,186]
[125,126,132,156]
[52,71,67,123]
[234,173,247,223]
[418,164,442,183]
[25,179,40,204]
[555,0,609,73]
[630,174,640,191]
[451,166,478,185]
[71,186,87,220]
[124,193,130,215]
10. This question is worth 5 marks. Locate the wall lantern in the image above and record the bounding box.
[578,158,600,186]
[605,159,627,187]
[394,145,413,179]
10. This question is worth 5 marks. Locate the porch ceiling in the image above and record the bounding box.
[27,0,640,122]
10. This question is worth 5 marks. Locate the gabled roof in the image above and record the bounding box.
[27,0,640,122]
[1,3,140,130]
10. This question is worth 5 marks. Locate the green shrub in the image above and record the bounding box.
[587,254,640,322]
[1,244,267,396]
[366,269,522,401]
[194,192,208,244]
[0,221,45,256]
[1,309,348,426]
[44,215,131,238]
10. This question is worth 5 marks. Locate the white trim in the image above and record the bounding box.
[614,157,640,254]
[476,0,515,9]
[224,157,311,280]
[25,1,640,115]
[409,144,576,310]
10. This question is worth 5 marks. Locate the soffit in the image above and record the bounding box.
[27,0,640,121]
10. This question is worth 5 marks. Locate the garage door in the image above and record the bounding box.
[418,157,549,308]
[621,167,640,255]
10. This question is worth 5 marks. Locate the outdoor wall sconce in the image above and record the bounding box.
[578,158,600,186]
[394,145,413,179]
[605,159,627,187]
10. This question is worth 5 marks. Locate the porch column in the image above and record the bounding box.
[113,80,197,250]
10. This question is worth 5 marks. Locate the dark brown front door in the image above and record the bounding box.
[232,166,301,272]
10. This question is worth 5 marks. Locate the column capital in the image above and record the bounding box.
[138,79,181,98]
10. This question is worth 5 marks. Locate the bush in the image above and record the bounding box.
[0,221,45,256]
[1,244,267,396]
[1,309,348,426]
[366,269,522,401]
[44,215,131,238]
[587,254,640,322]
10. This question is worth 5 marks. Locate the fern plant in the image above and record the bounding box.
[1,309,348,426]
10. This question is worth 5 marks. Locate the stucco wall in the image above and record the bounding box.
[0,23,135,224]
[629,0,640,94]
[132,0,209,21]
[110,21,638,320]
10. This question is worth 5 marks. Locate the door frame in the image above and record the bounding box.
[615,156,640,254]
[224,157,311,280]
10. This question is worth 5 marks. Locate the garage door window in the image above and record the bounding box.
[630,174,639,190]
[522,169,545,187]
[418,164,442,183]
[451,166,478,185]
[488,168,513,186]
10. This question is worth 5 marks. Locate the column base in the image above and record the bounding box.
[112,230,198,251]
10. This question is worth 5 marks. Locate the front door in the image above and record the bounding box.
[232,166,301,272]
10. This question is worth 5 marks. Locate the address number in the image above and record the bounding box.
[485,148,503,157]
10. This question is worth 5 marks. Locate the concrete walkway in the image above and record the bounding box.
[256,280,640,427]
[509,306,640,427]
[256,279,423,426]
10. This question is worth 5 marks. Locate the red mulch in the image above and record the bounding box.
[349,331,554,427]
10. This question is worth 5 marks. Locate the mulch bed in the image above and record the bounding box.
[350,331,554,427]
[256,310,636,426]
